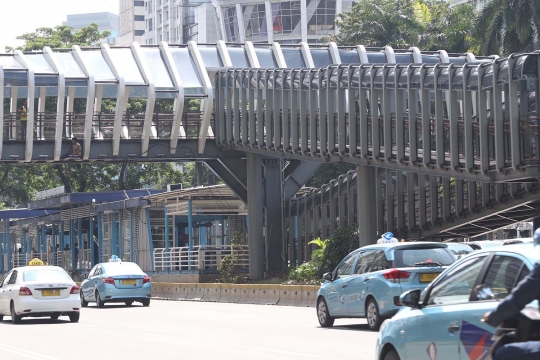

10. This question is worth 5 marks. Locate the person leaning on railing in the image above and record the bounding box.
[18,100,28,140]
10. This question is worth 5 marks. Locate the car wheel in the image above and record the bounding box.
[10,302,21,324]
[142,299,150,307]
[316,297,334,327]
[50,314,60,320]
[383,349,400,360]
[366,298,383,331]
[69,312,80,323]
[80,292,88,308]
[96,291,105,308]
[125,301,133,306]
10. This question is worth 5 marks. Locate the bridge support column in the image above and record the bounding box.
[263,158,284,273]
[357,165,377,247]
[247,153,264,280]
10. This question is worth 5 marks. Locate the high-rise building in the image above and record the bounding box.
[117,0,147,45]
[63,12,119,44]
[141,0,349,45]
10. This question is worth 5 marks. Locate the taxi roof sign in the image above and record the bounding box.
[109,255,121,262]
[28,258,44,266]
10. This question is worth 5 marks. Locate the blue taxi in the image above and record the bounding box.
[316,242,455,331]
[80,256,152,307]
[376,242,537,360]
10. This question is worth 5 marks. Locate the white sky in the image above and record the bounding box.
[0,0,119,52]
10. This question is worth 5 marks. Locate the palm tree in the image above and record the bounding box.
[475,0,540,56]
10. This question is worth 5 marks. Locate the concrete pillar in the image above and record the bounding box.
[533,218,540,235]
[357,165,377,247]
[247,153,264,280]
[263,158,283,273]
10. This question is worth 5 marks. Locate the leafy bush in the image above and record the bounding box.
[287,225,360,283]
[218,232,248,284]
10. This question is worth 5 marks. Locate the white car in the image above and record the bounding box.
[0,266,80,324]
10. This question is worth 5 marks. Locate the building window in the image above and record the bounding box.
[271,1,302,37]
[242,4,267,40]
[307,0,336,35]
[134,1,144,6]
[135,30,145,36]
[223,6,239,42]
[135,15,145,21]
[148,18,153,31]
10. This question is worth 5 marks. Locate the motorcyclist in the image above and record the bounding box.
[483,228,540,360]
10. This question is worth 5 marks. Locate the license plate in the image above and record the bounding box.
[122,280,137,285]
[419,273,439,283]
[42,290,60,296]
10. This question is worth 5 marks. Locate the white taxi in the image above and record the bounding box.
[0,264,81,324]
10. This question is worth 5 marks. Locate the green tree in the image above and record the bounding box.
[474,0,540,56]
[6,23,111,53]
[326,0,476,53]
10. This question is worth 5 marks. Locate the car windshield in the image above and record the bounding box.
[102,262,144,276]
[23,270,72,282]
[393,247,455,267]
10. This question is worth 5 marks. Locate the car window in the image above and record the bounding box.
[23,270,72,282]
[481,255,526,300]
[94,266,101,276]
[102,262,145,276]
[426,255,487,306]
[393,247,455,267]
[88,266,97,277]
[517,266,530,285]
[335,254,358,278]
[354,250,375,274]
[8,270,18,285]
[1,272,12,287]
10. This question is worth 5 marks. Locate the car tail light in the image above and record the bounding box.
[19,287,32,296]
[102,277,115,285]
[383,269,411,283]
[70,285,80,294]
[143,276,151,284]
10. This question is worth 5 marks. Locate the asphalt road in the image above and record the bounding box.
[0,300,379,360]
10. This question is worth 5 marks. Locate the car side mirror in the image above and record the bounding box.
[322,272,333,282]
[400,289,422,308]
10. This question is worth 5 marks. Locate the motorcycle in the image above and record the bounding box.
[475,285,540,359]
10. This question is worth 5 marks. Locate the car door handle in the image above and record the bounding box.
[341,284,348,288]
[447,325,460,333]
[363,277,370,282]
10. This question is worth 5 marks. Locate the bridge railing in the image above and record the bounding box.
[153,245,249,271]
[215,54,540,180]
[3,111,210,141]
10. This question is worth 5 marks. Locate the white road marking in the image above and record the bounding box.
[252,348,319,358]
[0,343,60,360]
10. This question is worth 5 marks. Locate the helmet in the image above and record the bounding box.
[534,228,540,246]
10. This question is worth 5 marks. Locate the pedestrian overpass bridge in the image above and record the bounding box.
[1,41,540,278]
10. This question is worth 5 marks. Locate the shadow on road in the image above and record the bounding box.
[0,318,71,325]
[84,304,145,309]
[319,324,374,332]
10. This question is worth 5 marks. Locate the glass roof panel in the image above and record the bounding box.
[78,51,116,82]
[23,54,56,74]
[4,71,27,87]
[366,52,387,64]
[421,55,440,64]
[0,55,24,69]
[339,50,361,64]
[311,49,332,67]
[254,48,277,68]
[227,48,250,67]
[107,48,145,85]
[199,47,223,68]
[140,48,174,89]
[54,53,86,78]
[394,53,413,64]
[281,49,306,68]
[169,47,203,89]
